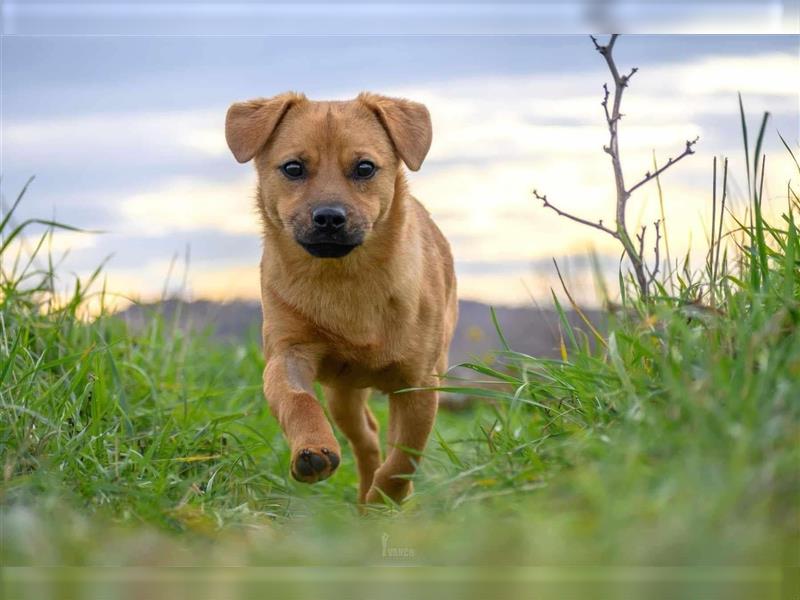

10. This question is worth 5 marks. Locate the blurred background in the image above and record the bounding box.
[1,2,798,312]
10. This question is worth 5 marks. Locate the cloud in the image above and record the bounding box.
[0,230,97,274]
[653,53,799,97]
[3,109,228,167]
[117,176,260,236]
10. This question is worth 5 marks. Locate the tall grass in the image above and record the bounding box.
[1,105,798,597]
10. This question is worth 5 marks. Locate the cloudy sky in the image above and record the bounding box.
[2,28,798,307]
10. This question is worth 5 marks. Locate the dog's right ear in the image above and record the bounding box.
[225,92,304,163]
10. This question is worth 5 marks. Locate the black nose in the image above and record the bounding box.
[311,206,347,231]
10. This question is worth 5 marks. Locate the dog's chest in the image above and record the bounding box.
[288,270,410,344]
[312,298,420,389]
[316,301,409,362]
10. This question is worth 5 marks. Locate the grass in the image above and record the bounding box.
[1,106,799,599]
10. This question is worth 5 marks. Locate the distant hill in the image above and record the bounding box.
[120,299,604,368]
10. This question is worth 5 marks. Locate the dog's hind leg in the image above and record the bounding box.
[263,347,341,484]
[327,386,382,504]
[366,386,437,504]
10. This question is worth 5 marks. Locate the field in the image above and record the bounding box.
[1,112,799,598]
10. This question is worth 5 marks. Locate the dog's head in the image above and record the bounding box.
[225,92,432,259]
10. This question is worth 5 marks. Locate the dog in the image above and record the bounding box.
[225,92,457,504]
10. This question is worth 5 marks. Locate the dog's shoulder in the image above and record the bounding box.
[407,195,454,277]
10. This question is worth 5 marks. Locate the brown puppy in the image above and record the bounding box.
[225,92,457,504]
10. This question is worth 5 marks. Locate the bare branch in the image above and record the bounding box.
[627,137,699,196]
[537,34,697,302]
[591,33,618,55]
[596,34,628,92]
[621,67,638,87]
[601,83,611,123]
[533,189,618,238]
[636,225,647,264]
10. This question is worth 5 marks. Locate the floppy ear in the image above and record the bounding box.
[225,92,305,163]
[358,93,432,171]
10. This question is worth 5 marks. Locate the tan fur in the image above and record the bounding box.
[225,92,457,504]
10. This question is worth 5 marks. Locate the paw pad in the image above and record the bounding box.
[291,446,340,483]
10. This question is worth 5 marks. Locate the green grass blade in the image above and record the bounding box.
[489,306,511,352]
[738,92,751,202]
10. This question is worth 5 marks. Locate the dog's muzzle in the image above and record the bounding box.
[295,204,363,258]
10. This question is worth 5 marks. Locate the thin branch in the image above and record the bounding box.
[627,137,699,196]
[622,67,638,86]
[591,33,618,56]
[593,35,649,296]
[595,33,629,93]
[636,225,647,266]
[601,83,612,131]
[534,190,618,238]
[536,34,698,302]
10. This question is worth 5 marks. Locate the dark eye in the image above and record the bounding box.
[354,160,376,180]
[281,161,305,180]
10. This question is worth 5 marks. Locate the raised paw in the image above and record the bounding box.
[291,446,340,483]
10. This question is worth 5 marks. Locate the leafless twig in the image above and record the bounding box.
[533,190,617,238]
[627,138,699,196]
[636,225,647,266]
[534,34,699,301]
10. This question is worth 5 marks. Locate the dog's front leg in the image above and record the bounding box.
[263,347,341,483]
[365,387,437,504]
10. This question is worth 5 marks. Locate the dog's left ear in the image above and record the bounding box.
[358,93,432,171]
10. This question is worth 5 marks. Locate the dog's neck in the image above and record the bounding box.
[259,173,423,345]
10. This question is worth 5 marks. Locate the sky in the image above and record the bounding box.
[1,26,798,308]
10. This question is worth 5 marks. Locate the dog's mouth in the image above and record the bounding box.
[294,223,365,259]
[298,241,360,258]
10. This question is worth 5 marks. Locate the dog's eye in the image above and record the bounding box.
[354,160,376,180]
[281,161,305,180]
